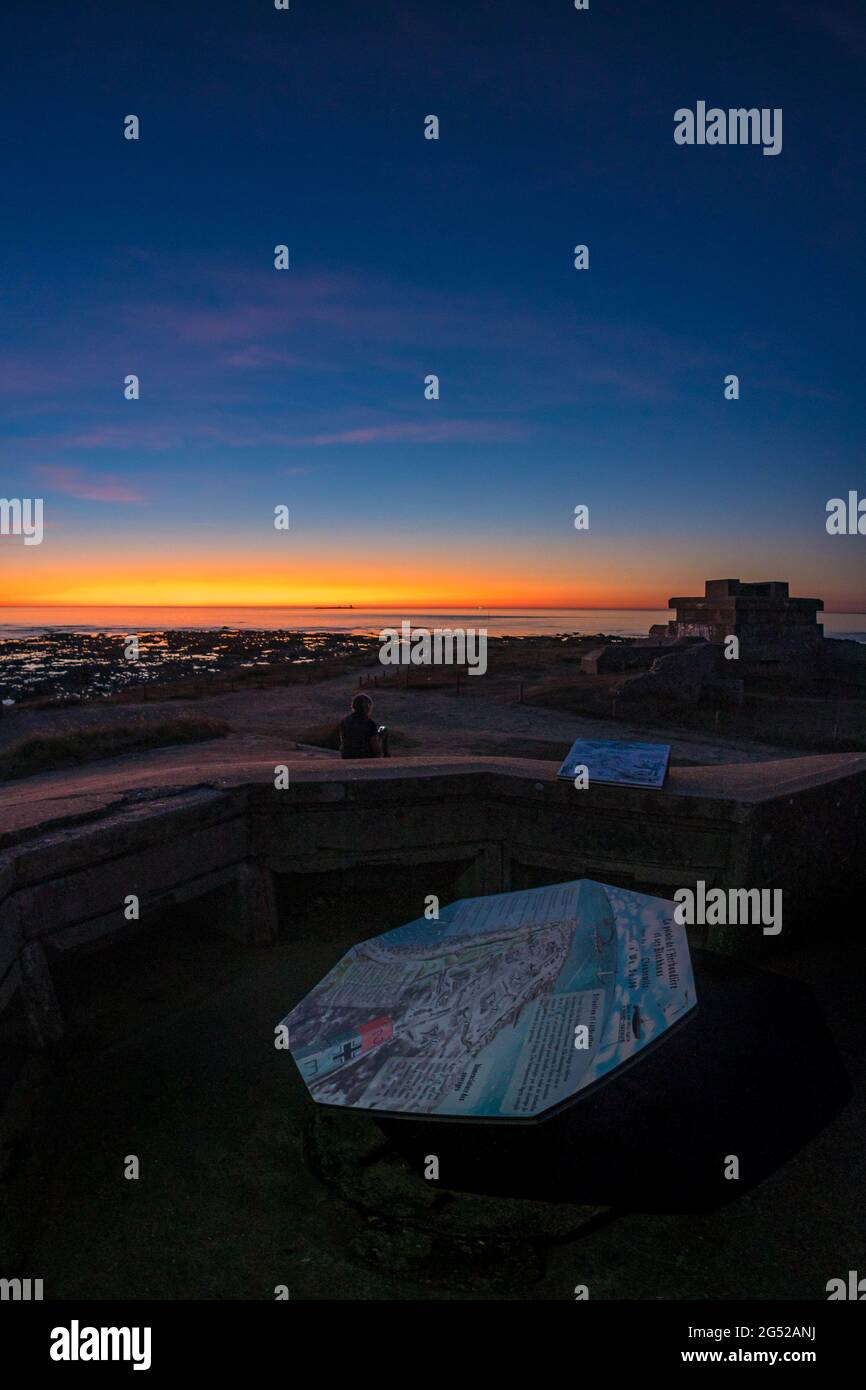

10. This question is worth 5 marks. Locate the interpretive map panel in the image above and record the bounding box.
[557,738,671,789]
[282,878,696,1121]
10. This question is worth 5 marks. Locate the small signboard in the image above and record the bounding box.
[557,738,670,789]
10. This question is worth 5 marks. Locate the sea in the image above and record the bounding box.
[0,606,864,642]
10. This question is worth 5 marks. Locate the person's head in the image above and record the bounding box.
[352,693,373,717]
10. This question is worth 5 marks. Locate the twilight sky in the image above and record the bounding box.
[1,0,864,609]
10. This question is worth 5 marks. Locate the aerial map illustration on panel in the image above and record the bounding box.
[282,879,696,1121]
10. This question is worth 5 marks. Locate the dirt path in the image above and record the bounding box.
[1,667,799,766]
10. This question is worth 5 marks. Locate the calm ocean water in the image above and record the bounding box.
[1,606,864,642]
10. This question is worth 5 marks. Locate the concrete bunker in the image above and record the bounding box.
[1,752,864,1049]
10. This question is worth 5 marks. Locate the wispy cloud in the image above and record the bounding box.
[2,256,798,455]
[17,415,524,452]
[301,419,527,446]
[31,464,146,502]
[221,345,326,370]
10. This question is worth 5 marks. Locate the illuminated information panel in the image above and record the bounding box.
[282,879,696,1121]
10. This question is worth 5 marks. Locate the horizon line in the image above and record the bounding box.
[1,603,864,615]
[0,602,670,612]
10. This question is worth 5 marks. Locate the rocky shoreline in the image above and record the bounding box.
[0,628,385,706]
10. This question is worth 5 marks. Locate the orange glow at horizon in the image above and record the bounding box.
[2,541,862,612]
[0,573,675,609]
[0,544,679,608]
[0,574,672,609]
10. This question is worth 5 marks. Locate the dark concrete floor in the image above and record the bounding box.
[17,899,866,1301]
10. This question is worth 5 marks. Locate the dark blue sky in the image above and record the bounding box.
[1,0,864,607]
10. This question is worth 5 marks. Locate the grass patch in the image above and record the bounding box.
[524,682,866,752]
[0,715,231,781]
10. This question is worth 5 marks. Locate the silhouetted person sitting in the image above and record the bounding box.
[339,693,384,759]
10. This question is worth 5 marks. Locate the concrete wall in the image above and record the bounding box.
[1,753,864,1043]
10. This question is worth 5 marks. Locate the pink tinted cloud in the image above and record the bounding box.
[53,424,180,451]
[221,345,335,370]
[32,465,146,503]
[124,267,425,349]
[128,302,285,345]
[122,273,385,346]
[301,419,528,446]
